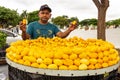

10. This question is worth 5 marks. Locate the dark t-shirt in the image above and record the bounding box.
[26,21,60,39]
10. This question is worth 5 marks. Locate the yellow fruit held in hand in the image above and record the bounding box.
[72,21,77,25]
[22,19,27,24]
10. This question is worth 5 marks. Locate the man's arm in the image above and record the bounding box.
[21,31,30,40]
[56,23,77,38]
[56,29,72,38]
[20,21,30,40]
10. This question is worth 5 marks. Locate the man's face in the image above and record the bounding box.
[39,10,51,23]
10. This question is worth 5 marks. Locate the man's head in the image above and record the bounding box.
[39,4,52,12]
[39,4,52,24]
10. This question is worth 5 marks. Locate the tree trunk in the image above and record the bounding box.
[97,8,106,40]
[92,0,109,41]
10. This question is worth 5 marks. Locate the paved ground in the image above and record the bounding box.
[0,65,8,80]
[0,28,120,79]
[67,28,120,48]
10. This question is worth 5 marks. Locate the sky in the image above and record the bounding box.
[0,0,120,21]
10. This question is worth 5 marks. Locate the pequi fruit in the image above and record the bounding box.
[72,21,77,25]
[6,37,120,70]
[48,64,58,69]
[22,19,27,25]
[79,64,88,70]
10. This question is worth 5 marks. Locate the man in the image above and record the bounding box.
[20,4,77,40]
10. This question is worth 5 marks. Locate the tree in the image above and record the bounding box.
[51,16,69,28]
[80,18,97,26]
[21,10,28,18]
[27,10,39,24]
[93,0,109,40]
[68,17,79,23]
[111,19,120,28]
[0,6,20,28]
[68,17,79,27]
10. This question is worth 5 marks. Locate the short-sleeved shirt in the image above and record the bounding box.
[26,21,61,39]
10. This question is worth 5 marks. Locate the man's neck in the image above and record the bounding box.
[38,20,48,25]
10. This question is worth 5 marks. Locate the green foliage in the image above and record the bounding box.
[0,31,7,48]
[19,10,28,21]
[21,10,28,18]
[80,18,97,26]
[68,17,79,24]
[0,6,20,28]
[51,16,80,28]
[27,10,39,23]
[106,19,120,26]
[1,6,120,29]
[51,16,69,28]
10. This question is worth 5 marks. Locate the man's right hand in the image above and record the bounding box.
[19,21,26,32]
[19,21,30,40]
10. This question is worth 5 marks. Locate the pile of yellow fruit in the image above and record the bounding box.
[6,37,119,70]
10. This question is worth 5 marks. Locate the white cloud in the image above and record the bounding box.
[0,0,120,21]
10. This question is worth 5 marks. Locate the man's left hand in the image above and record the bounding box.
[68,22,78,31]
